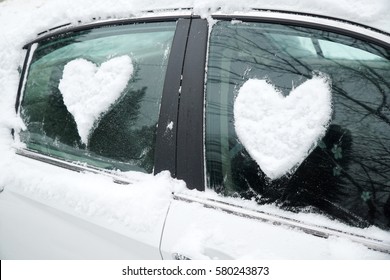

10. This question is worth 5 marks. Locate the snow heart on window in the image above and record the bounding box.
[234,75,332,180]
[59,55,134,145]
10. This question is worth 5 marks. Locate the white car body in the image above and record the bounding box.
[0,7,390,259]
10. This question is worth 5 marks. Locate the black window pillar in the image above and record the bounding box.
[176,18,208,191]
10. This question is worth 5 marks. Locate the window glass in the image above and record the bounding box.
[20,22,176,173]
[205,21,390,230]
[319,40,386,60]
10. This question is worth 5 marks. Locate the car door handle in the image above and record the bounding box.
[0,186,4,193]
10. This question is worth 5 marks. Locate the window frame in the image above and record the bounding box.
[201,11,390,191]
[15,11,390,187]
[197,12,390,251]
[15,15,194,181]
[212,12,390,49]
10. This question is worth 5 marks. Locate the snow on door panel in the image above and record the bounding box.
[161,192,390,259]
[0,161,181,259]
[0,21,178,259]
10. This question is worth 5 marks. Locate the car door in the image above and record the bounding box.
[160,13,390,259]
[0,15,191,259]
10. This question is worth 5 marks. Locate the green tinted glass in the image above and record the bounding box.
[205,21,390,229]
[21,22,176,173]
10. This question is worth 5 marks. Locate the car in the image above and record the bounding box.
[0,7,390,259]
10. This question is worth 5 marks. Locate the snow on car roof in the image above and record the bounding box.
[1,0,389,38]
[163,0,390,34]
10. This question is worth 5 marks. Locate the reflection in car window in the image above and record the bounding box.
[20,22,176,173]
[205,21,390,229]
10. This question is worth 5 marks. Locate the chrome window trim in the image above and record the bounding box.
[26,9,390,50]
[24,10,193,48]
[211,10,390,47]
[173,193,390,255]
[16,148,133,185]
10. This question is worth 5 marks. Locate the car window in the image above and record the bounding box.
[205,20,390,230]
[20,22,176,173]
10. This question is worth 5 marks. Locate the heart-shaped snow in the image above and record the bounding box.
[234,75,332,180]
[59,55,134,144]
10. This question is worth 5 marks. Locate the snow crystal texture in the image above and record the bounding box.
[234,75,332,180]
[59,56,133,144]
